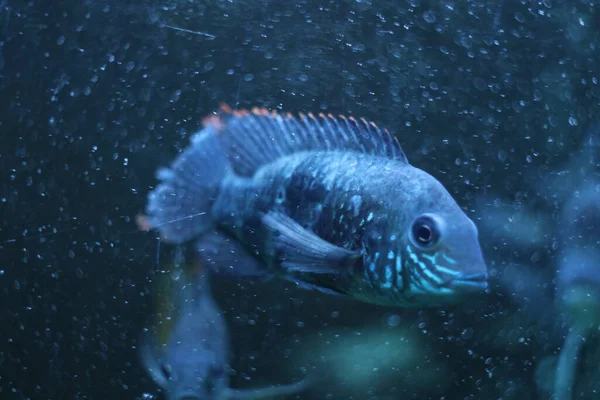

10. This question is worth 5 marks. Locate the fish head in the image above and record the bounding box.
[400,210,488,304]
[157,347,229,400]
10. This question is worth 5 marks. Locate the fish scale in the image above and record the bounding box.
[143,105,488,307]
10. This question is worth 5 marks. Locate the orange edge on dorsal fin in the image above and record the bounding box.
[220,103,233,114]
[220,105,393,140]
[202,115,225,131]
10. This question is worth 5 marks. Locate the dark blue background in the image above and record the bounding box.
[1,0,599,398]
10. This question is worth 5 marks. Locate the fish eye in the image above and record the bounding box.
[410,215,441,249]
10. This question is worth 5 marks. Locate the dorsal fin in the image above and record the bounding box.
[204,104,408,176]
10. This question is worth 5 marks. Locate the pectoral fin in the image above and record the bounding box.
[261,212,361,274]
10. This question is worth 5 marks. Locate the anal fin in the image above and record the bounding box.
[290,279,346,296]
[194,230,268,278]
[261,211,362,274]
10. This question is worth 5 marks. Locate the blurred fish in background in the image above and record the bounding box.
[138,250,313,399]
[551,180,600,400]
[475,123,600,399]
[530,123,600,400]
[289,323,453,399]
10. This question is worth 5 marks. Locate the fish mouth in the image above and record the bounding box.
[447,272,488,292]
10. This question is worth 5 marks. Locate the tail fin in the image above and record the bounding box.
[144,119,231,244]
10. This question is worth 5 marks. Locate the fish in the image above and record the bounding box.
[139,259,313,400]
[140,104,488,308]
[527,121,599,203]
[536,335,600,400]
[552,180,600,400]
[471,125,600,399]
[529,124,600,400]
[501,183,600,400]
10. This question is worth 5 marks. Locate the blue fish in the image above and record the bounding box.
[139,262,312,400]
[140,105,488,308]
[553,181,600,400]
[473,126,599,400]
[528,126,600,400]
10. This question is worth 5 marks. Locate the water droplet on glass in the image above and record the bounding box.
[171,269,182,281]
[514,12,525,23]
[423,10,436,23]
[461,327,474,340]
[170,90,181,103]
[204,61,215,71]
[474,78,486,91]
[387,314,401,327]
